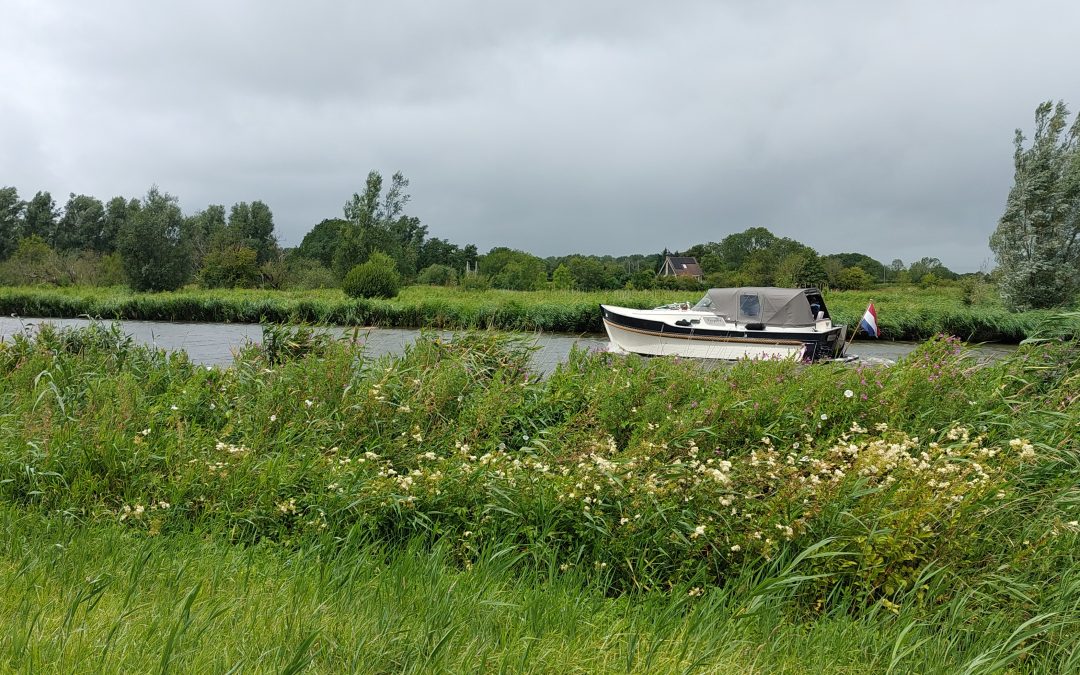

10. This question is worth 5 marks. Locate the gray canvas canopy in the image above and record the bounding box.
[700,287,821,327]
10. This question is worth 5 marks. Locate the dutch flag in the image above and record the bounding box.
[859,302,880,338]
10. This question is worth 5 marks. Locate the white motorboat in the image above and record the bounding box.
[601,287,847,362]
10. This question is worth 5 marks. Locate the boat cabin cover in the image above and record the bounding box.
[695,287,829,327]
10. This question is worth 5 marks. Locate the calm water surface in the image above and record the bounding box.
[0,317,1016,370]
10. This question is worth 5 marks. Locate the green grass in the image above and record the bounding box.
[0,284,1068,341]
[3,508,1079,673]
[0,324,1078,672]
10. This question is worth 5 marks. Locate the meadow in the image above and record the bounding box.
[0,322,1077,672]
[0,283,1065,342]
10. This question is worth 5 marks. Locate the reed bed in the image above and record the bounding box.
[0,323,1078,671]
[0,284,1065,342]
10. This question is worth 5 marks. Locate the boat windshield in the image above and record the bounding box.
[692,294,713,311]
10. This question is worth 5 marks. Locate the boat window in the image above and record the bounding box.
[805,293,829,319]
[739,294,760,319]
[692,294,712,310]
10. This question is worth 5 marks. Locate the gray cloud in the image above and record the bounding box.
[3,0,1078,271]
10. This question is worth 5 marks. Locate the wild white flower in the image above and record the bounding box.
[691,524,706,539]
[269,414,277,422]
[170,405,178,411]
[730,544,741,552]
[820,414,828,421]
[844,389,854,398]
[141,428,151,436]
[305,399,314,408]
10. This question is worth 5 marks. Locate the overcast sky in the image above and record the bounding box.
[2,1,1078,272]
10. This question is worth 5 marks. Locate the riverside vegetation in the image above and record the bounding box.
[0,283,1065,342]
[0,322,1078,672]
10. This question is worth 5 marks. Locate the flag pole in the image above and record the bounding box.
[841,299,872,357]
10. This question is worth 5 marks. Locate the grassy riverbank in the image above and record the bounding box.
[0,284,1066,341]
[0,324,1078,671]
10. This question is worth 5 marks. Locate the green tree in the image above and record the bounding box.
[297,218,346,269]
[0,235,63,285]
[716,227,777,269]
[117,187,192,292]
[101,196,138,254]
[823,252,884,282]
[226,201,278,264]
[23,191,59,245]
[775,251,828,288]
[57,194,106,252]
[566,256,610,291]
[336,171,427,279]
[908,257,955,283]
[834,266,875,290]
[990,100,1080,309]
[199,245,260,288]
[184,204,227,267]
[480,247,547,290]
[889,259,906,282]
[551,263,573,290]
[0,186,24,259]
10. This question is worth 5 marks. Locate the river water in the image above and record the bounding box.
[0,317,1016,370]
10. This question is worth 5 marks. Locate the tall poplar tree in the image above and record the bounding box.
[990,101,1080,309]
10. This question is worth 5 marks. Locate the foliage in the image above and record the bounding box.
[959,275,994,306]
[460,273,491,291]
[824,252,884,282]
[551,263,573,290]
[336,171,428,279]
[342,251,401,299]
[416,263,458,286]
[479,247,548,291]
[295,218,345,270]
[775,251,828,288]
[0,186,24,259]
[183,204,227,268]
[0,235,64,285]
[283,256,338,290]
[226,201,278,263]
[22,190,59,245]
[116,187,193,292]
[199,245,261,288]
[56,194,106,252]
[834,266,875,290]
[990,100,1080,310]
[908,256,956,283]
[0,326,1078,673]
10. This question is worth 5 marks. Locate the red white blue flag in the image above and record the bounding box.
[859,302,879,338]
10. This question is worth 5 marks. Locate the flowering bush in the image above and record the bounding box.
[0,326,1076,605]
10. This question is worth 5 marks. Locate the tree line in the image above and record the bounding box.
[3,98,1075,309]
[0,176,966,296]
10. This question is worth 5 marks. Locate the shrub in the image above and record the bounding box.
[199,245,260,288]
[461,273,491,291]
[286,259,338,290]
[342,251,401,299]
[417,264,458,286]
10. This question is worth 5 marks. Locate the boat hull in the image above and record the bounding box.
[601,305,846,361]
